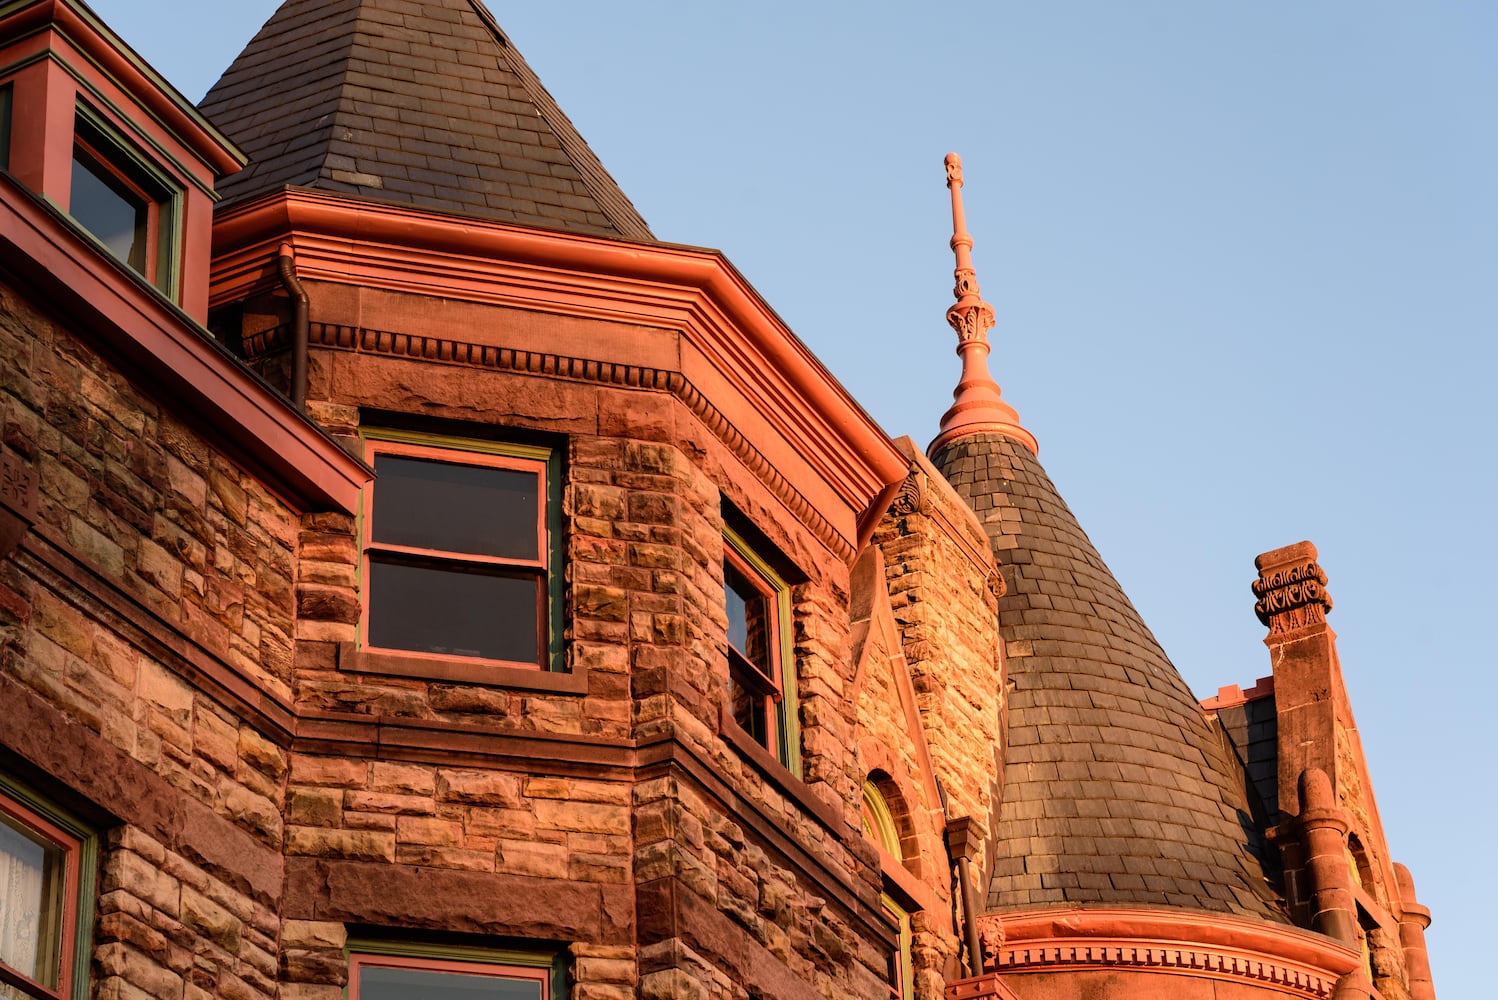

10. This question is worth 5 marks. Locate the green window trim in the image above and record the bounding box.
[0,772,98,1000]
[724,524,800,777]
[880,892,915,1000]
[358,428,565,674]
[70,101,182,299]
[346,938,563,1000]
[861,780,901,858]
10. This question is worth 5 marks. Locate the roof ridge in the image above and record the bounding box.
[199,0,653,240]
[466,0,652,240]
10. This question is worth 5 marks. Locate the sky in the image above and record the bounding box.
[90,1,1495,994]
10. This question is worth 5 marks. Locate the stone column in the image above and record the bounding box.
[1394,863,1436,1000]
[1297,768,1358,948]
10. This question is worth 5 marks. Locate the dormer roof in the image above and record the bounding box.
[198,0,652,239]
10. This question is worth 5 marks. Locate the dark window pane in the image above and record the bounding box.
[0,87,11,172]
[359,966,543,1000]
[0,812,65,987]
[368,559,540,663]
[729,664,770,749]
[70,147,147,271]
[374,455,539,559]
[724,561,772,677]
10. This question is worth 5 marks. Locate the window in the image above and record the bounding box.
[362,434,560,671]
[0,86,11,172]
[350,948,553,1000]
[66,105,179,296]
[862,780,914,1000]
[722,526,798,772]
[0,777,96,1000]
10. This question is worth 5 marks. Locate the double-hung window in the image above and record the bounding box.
[0,778,95,1000]
[362,434,560,671]
[723,526,799,773]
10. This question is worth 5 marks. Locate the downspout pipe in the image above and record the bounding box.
[945,816,988,977]
[277,243,309,412]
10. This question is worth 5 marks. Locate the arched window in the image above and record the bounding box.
[862,779,915,1000]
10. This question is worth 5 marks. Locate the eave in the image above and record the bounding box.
[0,171,369,514]
[0,0,245,176]
[212,188,908,549]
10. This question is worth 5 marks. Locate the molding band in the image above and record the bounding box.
[245,320,857,561]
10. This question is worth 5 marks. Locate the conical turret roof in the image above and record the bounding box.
[936,434,1284,918]
[199,0,652,239]
[925,156,1283,920]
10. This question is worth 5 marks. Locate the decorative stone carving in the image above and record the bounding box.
[0,440,38,559]
[293,322,858,561]
[987,907,1361,999]
[976,913,1005,968]
[889,471,924,517]
[1253,541,1333,634]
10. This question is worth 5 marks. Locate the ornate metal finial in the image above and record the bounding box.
[1252,541,1334,635]
[928,153,1036,458]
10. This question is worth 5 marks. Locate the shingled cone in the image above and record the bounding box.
[927,155,1285,921]
[200,0,652,239]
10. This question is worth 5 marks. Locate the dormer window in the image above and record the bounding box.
[66,107,179,296]
[70,139,148,272]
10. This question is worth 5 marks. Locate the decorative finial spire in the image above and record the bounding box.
[928,153,1037,457]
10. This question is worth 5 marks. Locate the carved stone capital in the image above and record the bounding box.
[1252,541,1332,635]
[947,301,996,343]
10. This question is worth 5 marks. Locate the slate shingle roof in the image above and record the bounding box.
[934,433,1285,920]
[199,0,652,240]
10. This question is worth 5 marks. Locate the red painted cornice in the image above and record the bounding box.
[0,0,244,174]
[982,906,1360,998]
[212,189,908,533]
[0,173,369,513]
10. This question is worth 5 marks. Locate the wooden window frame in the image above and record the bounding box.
[862,780,916,1000]
[722,527,799,775]
[0,84,11,172]
[349,950,552,1000]
[0,777,96,1000]
[69,135,157,279]
[68,103,181,298]
[359,433,561,676]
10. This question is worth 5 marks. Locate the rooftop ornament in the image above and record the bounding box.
[928,153,1037,457]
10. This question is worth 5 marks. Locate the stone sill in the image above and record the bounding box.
[338,644,587,693]
[719,707,842,835]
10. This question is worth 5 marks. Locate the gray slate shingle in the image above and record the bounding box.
[199,0,652,240]
[934,433,1286,920]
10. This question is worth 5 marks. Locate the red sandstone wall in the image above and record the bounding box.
[269,283,896,999]
[0,277,295,1000]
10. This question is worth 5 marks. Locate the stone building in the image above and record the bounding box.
[0,1,1435,999]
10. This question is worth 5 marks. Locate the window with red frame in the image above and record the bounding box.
[723,527,799,772]
[362,437,556,669]
[0,783,92,1000]
[350,952,550,1000]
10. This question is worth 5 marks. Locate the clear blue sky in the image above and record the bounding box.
[92,2,1494,994]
